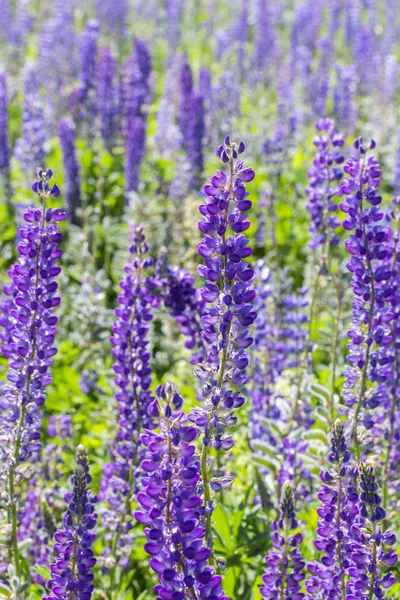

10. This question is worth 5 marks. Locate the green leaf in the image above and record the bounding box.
[252,441,278,457]
[252,455,278,474]
[0,584,11,598]
[309,382,330,404]
[303,429,328,443]
[33,565,51,579]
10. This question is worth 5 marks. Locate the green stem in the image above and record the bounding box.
[201,444,215,567]
[367,537,377,600]
[328,277,342,425]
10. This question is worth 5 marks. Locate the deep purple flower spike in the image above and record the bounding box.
[43,445,97,600]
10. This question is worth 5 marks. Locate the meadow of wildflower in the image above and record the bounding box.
[0,1,399,599]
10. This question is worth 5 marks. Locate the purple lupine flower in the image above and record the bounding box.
[58,116,81,225]
[188,138,256,550]
[124,115,146,196]
[18,485,54,582]
[250,269,314,510]
[96,0,128,37]
[52,0,79,82]
[393,128,400,196]
[254,0,274,77]
[339,138,394,460]
[79,370,103,397]
[135,384,229,600]
[198,68,213,146]
[250,262,287,437]
[381,198,400,504]
[0,0,12,42]
[0,169,64,575]
[333,65,358,133]
[329,0,341,37]
[0,74,10,185]
[306,118,345,250]
[97,47,118,152]
[214,70,241,139]
[156,249,206,364]
[165,0,184,50]
[236,0,248,77]
[346,461,397,600]
[123,39,151,197]
[155,58,183,156]
[80,20,99,118]
[47,413,72,439]
[187,93,205,190]
[12,0,32,46]
[263,128,284,180]
[38,4,77,103]
[310,37,333,118]
[260,482,305,599]
[18,414,71,578]
[15,63,46,174]
[178,58,193,148]
[282,287,309,370]
[0,269,18,359]
[37,19,59,93]
[131,38,152,119]
[306,421,358,600]
[43,445,97,600]
[99,227,157,570]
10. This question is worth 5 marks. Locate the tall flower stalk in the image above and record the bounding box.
[136,384,228,600]
[43,445,97,600]
[189,137,256,556]
[0,169,65,577]
[347,461,397,599]
[260,482,305,600]
[306,421,358,600]
[339,138,394,461]
[100,227,157,575]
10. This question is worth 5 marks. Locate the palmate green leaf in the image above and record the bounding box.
[0,584,11,598]
[252,455,278,475]
[309,382,331,404]
[259,417,282,437]
[252,441,278,457]
[32,565,51,580]
[213,504,232,554]
[303,428,328,443]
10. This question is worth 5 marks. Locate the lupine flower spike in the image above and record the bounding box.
[347,461,397,599]
[43,445,97,600]
[340,137,393,461]
[306,421,358,600]
[260,481,305,599]
[0,169,65,576]
[189,137,256,554]
[99,226,157,572]
[136,384,228,600]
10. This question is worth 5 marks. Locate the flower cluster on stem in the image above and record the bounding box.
[135,384,228,600]
[99,226,157,572]
[0,169,64,577]
[188,137,256,554]
[260,481,305,599]
[43,445,97,600]
[339,137,394,462]
[306,118,344,250]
